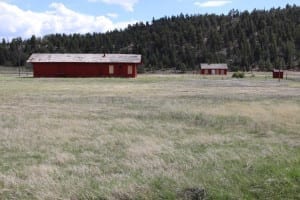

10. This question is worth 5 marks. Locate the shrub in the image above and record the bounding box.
[232,71,245,78]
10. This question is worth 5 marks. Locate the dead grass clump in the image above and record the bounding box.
[127,136,165,157]
[51,152,76,166]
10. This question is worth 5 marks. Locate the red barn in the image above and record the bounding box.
[200,63,228,75]
[27,53,142,78]
[273,69,284,79]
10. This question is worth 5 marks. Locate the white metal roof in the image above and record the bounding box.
[201,63,228,69]
[27,53,142,64]
[273,69,284,72]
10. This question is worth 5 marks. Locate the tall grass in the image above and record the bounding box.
[0,74,299,199]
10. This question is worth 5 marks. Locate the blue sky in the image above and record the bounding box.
[0,0,298,39]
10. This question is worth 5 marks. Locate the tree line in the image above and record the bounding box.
[0,4,299,72]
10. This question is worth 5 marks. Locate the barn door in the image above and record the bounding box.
[109,65,114,75]
[128,65,133,75]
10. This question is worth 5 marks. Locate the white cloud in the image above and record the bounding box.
[107,12,118,18]
[88,0,139,12]
[194,1,232,7]
[0,2,136,39]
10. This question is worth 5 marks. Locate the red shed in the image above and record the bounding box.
[27,53,142,78]
[273,69,284,79]
[200,63,228,75]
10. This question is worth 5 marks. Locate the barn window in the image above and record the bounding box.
[109,65,114,74]
[128,65,133,74]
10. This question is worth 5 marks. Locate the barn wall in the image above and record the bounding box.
[200,69,227,75]
[33,63,137,78]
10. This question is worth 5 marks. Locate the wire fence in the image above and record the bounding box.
[0,66,299,82]
[0,66,33,77]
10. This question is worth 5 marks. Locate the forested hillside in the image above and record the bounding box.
[0,4,299,72]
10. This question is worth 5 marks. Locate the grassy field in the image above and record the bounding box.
[0,73,299,199]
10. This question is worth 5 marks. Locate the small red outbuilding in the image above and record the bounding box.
[200,63,228,75]
[273,69,284,79]
[27,53,142,78]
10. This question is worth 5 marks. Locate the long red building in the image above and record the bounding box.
[27,53,142,78]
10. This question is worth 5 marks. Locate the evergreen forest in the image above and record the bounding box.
[0,4,299,72]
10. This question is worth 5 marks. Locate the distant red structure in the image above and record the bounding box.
[200,63,228,75]
[27,54,142,78]
[273,69,284,79]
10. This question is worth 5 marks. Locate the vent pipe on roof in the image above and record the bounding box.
[103,53,106,57]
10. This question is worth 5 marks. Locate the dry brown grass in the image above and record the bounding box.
[0,74,299,199]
